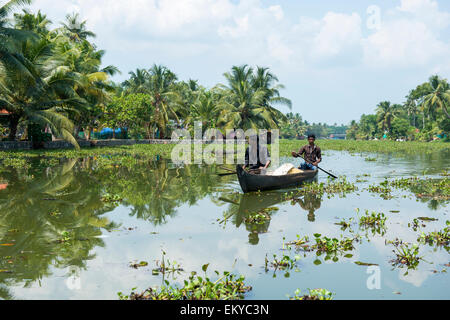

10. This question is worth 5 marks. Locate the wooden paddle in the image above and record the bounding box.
[217,166,237,176]
[217,172,236,176]
[292,152,338,179]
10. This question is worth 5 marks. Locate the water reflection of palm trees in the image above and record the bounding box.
[0,160,119,299]
[97,159,235,225]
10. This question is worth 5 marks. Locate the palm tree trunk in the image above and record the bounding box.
[74,125,80,139]
[422,112,425,129]
[8,115,20,141]
[145,123,151,140]
[443,105,450,119]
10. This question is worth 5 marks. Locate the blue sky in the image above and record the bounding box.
[26,0,450,124]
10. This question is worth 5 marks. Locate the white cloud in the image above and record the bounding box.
[311,12,362,58]
[397,0,450,29]
[217,15,250,38]
[362,1,450,69]
[268,5,284,21]
[267,34,294,63]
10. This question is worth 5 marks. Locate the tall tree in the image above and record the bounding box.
[217,65,290,130]
[0,36,82,146]
[422,75,450,119]
[60,12,95,42]
[376,101,400,133]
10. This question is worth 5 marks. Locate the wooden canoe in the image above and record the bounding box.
[236,165,318,193]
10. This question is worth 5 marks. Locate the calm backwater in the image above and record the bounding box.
[0,150,448,299]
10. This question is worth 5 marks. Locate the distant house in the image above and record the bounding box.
[329,134,346,140]
[0,109,10,115]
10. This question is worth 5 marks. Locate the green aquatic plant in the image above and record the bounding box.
[389,177,449,201]
[285,235,309,248]
[120,264,251,300]
[335,217,355,231]
[129,261,149,269]
[266,253,301,273]
[288,288,334,300]
[297,177,357,198]
[367,181,393,199]
[313,233,356,255]
[151,250,184,278]
[243,208,275,225]
[417,221,449,249]
[284,233,359,263]
[389,242,422,270]
[359,211,387,236]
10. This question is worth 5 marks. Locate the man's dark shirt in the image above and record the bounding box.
[298,144,322,163]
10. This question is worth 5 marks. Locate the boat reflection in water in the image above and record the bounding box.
[219,178,322,245]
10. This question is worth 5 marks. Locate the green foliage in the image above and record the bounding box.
[280,113,347,139]
[417,221,449,250]
[289,288,334,300]
[359,211,387,236]
[347,75,450,141]
[389,242,422,271]
[125,266,251,300]
[279,139,449,157]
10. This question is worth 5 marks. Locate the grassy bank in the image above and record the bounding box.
[0,139,449,165]
[280,139,450,156]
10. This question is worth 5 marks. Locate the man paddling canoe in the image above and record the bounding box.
[291,134,322,171]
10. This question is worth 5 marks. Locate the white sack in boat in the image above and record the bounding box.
[269,163,295,176]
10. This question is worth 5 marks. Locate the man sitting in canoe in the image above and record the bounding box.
[291,134,321,171]
[243,135,271,172]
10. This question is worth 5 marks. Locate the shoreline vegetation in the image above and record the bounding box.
[0,139,448,167]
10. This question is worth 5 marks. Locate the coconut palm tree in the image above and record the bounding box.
[190,90,220,131]
[122,68,150,94]
[0,35,82,145]
[376,101,400,133]
[217,65,289,130]
[14,9,51,35]
[0,1,35,87]
[60,12,95,42]
[422,75,450,119]
[251,66,291,127]
[404,97,418,127]
[146,64,181,138]
[52,35,120,139]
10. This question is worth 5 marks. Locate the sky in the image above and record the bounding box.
[22,0,450,125]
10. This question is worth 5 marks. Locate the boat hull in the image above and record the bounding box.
[236,165,318,193]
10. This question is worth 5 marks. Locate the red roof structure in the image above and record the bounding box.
[0,109,10,115]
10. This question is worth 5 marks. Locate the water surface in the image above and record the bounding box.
[0,150,448,300]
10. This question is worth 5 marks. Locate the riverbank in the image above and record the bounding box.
[0,139,176,151]
[0,139,449,163]
[280,139,450,156]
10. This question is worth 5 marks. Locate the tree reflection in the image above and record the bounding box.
[0,160,120,296]
[94,159,235,225]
